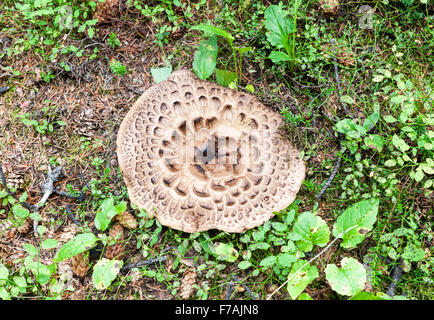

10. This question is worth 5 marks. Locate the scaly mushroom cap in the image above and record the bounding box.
[116,70,305,233]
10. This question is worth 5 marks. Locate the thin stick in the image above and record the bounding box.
[315,146,345,201]
[266,224,358,300]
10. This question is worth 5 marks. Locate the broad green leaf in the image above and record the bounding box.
[0,263,9,282]
[236,46,252,55]
[340,95,355,105]
[363,112,380,132]
[41,238,59,250]
[151,65,172,83]
[192,35,218,80]
[364,134,384,152]
[383,115,397,123]
[335,119,366,139]
[325,257,366,296]
[215,68,237,87]
[12,204,29,219]
[272,222,287,232]
[402,244,425,262]
[269,51,290,63]
[191,24,234,44]
[238,261,252,270]
[384,159,396,167]
[22,243,37,256]
[260,256,277,268]
[372,75,384,82]
[13,276,26,288]
[286,261,318,300]
[277,253,296,267]
[292,211,330,252]
[349,291,387,300]
[214,242,238,263]
[332,198,379,249]
[392,134,410,153]
[245,84,254,93]
[54,233,98,262]
[390,95,406,105]
[376,68,391,78]
[92,258,123,290]
[298,293,313,300]
[95,198,125,231]
[248,242,270,251]
[264,4,295,51]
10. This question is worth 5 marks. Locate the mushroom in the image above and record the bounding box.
[116,70,305,233]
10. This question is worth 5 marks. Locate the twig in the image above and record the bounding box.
[266,224,358,300]
[31,165,64,235]
[0,86,9,95]
[0,165,15,196]
[386,262,404,297]
[120,256,167,273]
[315,146,346,201]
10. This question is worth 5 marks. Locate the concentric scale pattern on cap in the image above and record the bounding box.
[117,70,305,233]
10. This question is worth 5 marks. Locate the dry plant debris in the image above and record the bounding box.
[70,252,90,278]
[117,70,305,233]
[93,0,119,22]
[115,211,138,230]
[319,0,340,15]
[179,270,197,300]
[104,223,126,260]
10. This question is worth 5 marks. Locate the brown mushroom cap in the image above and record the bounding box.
[116,70,305,233]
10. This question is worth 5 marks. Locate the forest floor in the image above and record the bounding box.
[0,0,433,300]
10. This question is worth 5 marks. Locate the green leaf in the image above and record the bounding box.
[12,204,29,219]
[298,293,313,300]
[372,75,384,82]
[92,258,123,290]
[236,46,252,55]
[19,191,28,203]
[332,198,379,249]
[390,95,407,105]
[95,198,120,231]
[325,257,367,296]
[264,4,295,51]
[22,243,37,256]
[238,261,252,270]
[215,68,237,87]
[349,291,387,300]
[363,112,380,132]
[286,261,318,300]
[272,222,287,232]
[392,134,410,153]
[402,244,426,262]
[277,253,296,267]
[192,35,218,80]
[245,84,254,93]
[292,211,330,252]
[54,233,98,262]
[151,65,172,84]
[0,263,9,282]
[41,238,59,250]
[364,134,384,152]
[340,95,355,105]
[191,24,234,44]
[259,256,277,268]
[383,115,397,123]
[269,51,290,63]
[214,242,238,263]
[335,119,366,139]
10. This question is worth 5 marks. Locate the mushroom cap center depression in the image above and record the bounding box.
[160,114,263,183]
